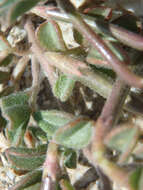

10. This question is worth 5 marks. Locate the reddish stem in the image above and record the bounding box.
[56,0,143,88]
[110,24,143,51]
[70,15,143,88]
[100,78,130,132]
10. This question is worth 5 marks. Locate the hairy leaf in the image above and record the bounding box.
[0,91,31,143]
[73,28,83,45]
[129,168,143,190]
[23,183,41,190]
[53,74,75,102]
[34,110,75,137]
[60,179,75,190]
[5,144,47,170]
[106,126,139,153]
[87,41,127,70]
[62,149,77,168]
[0,86,14,98]
[0,54,13,66]
[36,20,66,51]
[12,122,28,147]
[9,170,42,190]
[28,126,47,142]
[0,0,42,23]
[77,67,112,98]
[54,117,93,149]
[45,52,112,98]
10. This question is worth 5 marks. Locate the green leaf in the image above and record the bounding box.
[44,52,112,98]
[0,91,31,142]
[9,170,42,190]
[23,183,41,190]
[0,86,14,98]
[93,18,115,40]
[87,46,104,63]
[5,144,47,170]
[36,20,66,52]
[54,117,93,149]
[129,168,142,190]
[28,126,47,142]
[84,7,110,18]
[106,42,127,62]
[34,110,75,137]
[10,0,41,23]
[60,179,75,190]
[12,122,28,146]
[90,65,116,80]
[0,0,42,23]
[77,67,112,98]
[106,127,139,153]
[63,149,77,169]
[0,54,13,66]
[12,120,36,147]
[87,41,127,69]
[53,74,75,102]
[0,0,17,10]
[129,167,143,190]
[139,170,143,190]
[73,28,83,45]
[1,91,30,128]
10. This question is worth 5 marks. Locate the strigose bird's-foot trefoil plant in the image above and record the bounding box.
[1,0,143,190]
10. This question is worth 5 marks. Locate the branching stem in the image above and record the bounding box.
[56,0,143,88]
[24,19,56,88]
